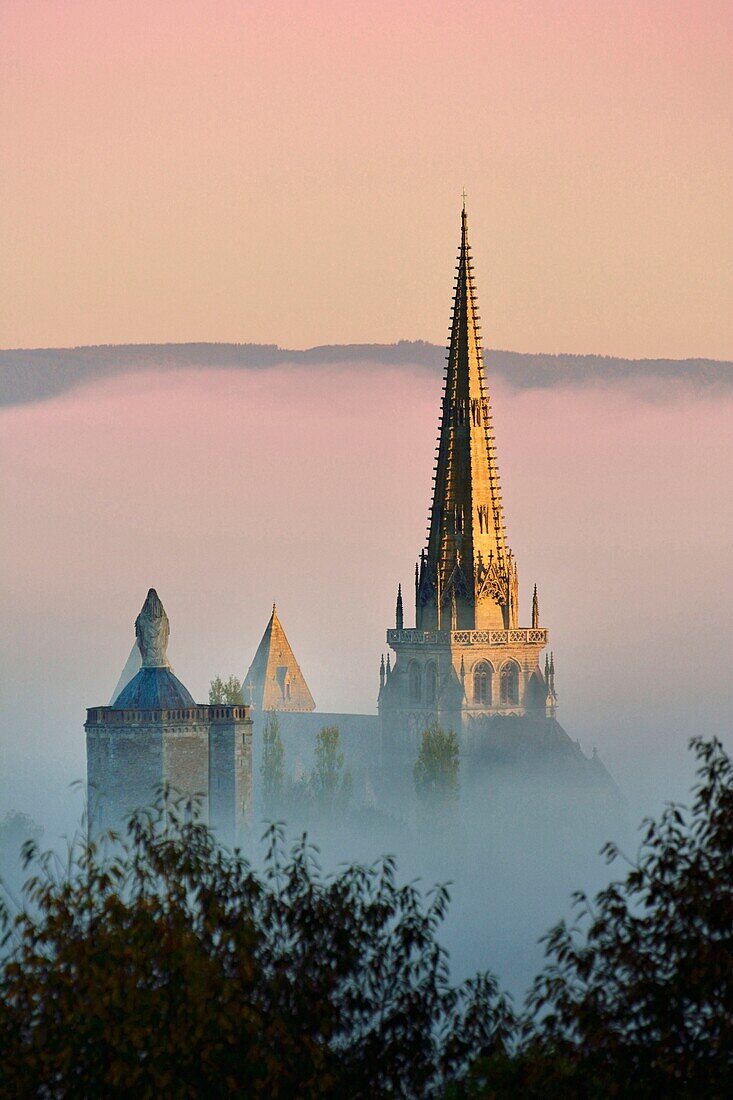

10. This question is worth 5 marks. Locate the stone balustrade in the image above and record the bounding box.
[85,705,250,726]
[386,627,548,647]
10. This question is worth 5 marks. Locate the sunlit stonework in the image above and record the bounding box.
[243,604,315,713]
[379,204,557,738]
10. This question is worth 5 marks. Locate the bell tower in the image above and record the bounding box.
[379,203,552,739]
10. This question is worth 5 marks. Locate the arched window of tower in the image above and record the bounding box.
[408,662,422,705]
[500,661,520,706]
[425,662,438,705]
[473,661,492,706]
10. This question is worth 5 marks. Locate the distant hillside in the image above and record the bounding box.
[1,341,730,407]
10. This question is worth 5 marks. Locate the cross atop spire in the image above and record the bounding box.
[416,205,514,632]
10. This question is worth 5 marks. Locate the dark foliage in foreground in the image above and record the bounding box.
[1,737,731,1099]
[0,806,510,1098]
[459,736,733,1099]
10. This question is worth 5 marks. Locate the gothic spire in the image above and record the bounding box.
[532,584,539,628]
[417,203,512,631]
[396,583,404,630]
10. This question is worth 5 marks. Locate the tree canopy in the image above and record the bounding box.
[1,737,731,1098]
[260,709,285,817]
[461,735,733,1099]
[208,675,244,705]
[414,722,460,819]
[311,725,353,815]
[0,800,509,1098]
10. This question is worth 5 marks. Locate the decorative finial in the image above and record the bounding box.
[532,583,539,628]
[396,583,404,630]
[461,188,467,211]
[135,589,170,668]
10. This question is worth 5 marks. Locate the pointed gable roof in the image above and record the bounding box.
[417,203,513,631]
[242,605,315,713]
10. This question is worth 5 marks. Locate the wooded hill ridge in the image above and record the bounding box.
[1,341,731,407]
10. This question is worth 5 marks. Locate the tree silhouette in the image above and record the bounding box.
[310,725,352,815]
[260,709,285,817]
[0,800,510,1098]
[413,722,460,820]
[2,738,731,1097]
[208,675,244,705]
[461,736,733,1098]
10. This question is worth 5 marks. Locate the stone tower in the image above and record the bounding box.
[86,589,253,842]
[243,604,315,713]
[379,205,554,739]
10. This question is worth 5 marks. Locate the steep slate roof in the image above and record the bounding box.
[243,605,315,713]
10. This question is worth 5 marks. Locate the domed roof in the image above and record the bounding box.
[113,666,195,709]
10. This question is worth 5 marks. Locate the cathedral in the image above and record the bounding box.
[378,203,556,740]
[86,204,617,835]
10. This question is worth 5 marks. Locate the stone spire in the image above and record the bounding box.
[532,584,539,628]
[417,203,513,631]
[396,584,404,630]
[546,651,557,716]
[243,604,315,712]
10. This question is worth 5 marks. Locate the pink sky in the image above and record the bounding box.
[2,0,732,356]
[1,362,731,825]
